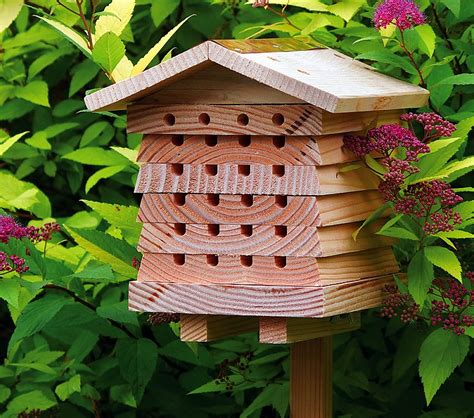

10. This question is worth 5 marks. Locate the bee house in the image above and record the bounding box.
[85,38,429,345]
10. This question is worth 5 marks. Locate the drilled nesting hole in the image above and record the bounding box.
[238,136,251,147]
[206,254,218,266]
[272,165,285,177]
[272,113,285,126]
[171,135,184,146]
[208,224,220,236]
[275,225,287,237]
[273,136,285,148]
[275,195,287,208]
[241,194,253,207]
[199,113,210,125]
[205,164,218,176]
[275,256,286,268]
[238,165,251,176]
[205,135,217,147]
[241,225,253,237]
[163,113,175,126]
[237,113,249,126]
[174,223,186,236]
[207,194,219,206]
[173,193,186,206]
[171,163,183,176]
[173,254,185,265]
[240,255,253,267]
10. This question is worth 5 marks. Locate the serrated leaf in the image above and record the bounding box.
[92,32,125,73]
[116,338,158,403]
[0,0,23,33]
[94,0,135,39]
[15,81,50,107]
[415,24,436,57]
[85,165,127,193]
[424,246,462,280]
[436,73,474,87]
[62,147,129,166]
[7,390,56,414]
[408,249,434,306]
[377,227,419,240]
[0,279,20,308]
[65,226,139,277]
[419,329,469,404]
[132,15,193,76]
[110,55,134,82]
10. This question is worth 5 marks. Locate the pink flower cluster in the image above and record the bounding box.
[374,0,426,31]
[343,113,463,236]
[381,273,474,335]
[0,252,29,274]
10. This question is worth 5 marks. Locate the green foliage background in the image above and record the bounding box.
[0,0,473,416]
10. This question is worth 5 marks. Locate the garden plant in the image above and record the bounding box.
[0,0,473,416]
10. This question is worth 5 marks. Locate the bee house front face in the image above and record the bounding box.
[85,38,429,344]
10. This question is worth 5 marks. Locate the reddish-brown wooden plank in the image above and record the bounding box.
[128,274,396,318]
[128,104,401,136]
[135,163,379,196]
[137,247,398,286]
[138,220,392,257]
[137,134,322,165]
[138,190,383,227]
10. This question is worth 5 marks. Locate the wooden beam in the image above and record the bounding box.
[291,337,332,418]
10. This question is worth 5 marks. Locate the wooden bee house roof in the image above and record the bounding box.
[84,38,429,113]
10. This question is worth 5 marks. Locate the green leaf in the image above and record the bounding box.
[377,227,419,241]
[356,50,418,75]
[6,390,56,414]
[0,278,20,308]
[327,0,365,22]
[435,230,474,240]
[110,55,134,82]
[63,147,129,166]
[151,0,180,27]
[352,202,390,240]
[15,80,50,107]
[0,0,23,33]
[26,131,51,150]
[0,384,11,404]
[110,146,138,165]
[85,165,127,193]
[393,325,426,382]
[436,73,474,86]
[55,375,81,401]
[65,226,139,277]
[407,249,434,306]
[419,328,469,404]
[132,15,193,76]
[268,0,328,11]
[81,200,140,243]
[97,301,139,326]
[0,131,27,156]
[424,246,462,280]
[190,375,244,394]
[241,383,289,418]
[9,295,70,354]
[116,338,158,403]
[440,0,460,16]
[415,24,436,57]
[38,16,92,59]
[94,0,135,39]
[92,32,125,73]
[69,59,101,97]
[29,48,70,80]
[110,384,137,407]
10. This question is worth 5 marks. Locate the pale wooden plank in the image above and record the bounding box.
[134,163,379,196]
[137,247,398,286]
[128,274,396,318]
[180,314,258,342]
[137,220,392,257]
[291,337,332,418]
[259,314,360,344]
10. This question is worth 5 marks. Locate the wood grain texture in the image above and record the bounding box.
[138,190,384,227]
[127,104,400,136]
[137,134,322,165]
[128,274,397,318]
[85,39,429,113]
[135,163,379,196]
[180,314,258,342]
[137,247,398,286]
[291,337,332,418]
[259,313,360,344]
[137,220,392,257]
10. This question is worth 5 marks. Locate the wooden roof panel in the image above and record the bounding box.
[84,39,429,113]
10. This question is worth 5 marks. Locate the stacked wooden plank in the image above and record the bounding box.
[128,104,400,343]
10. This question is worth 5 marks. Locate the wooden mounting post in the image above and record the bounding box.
[290,337,333,418]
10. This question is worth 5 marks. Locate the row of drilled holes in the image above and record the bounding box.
[170,135,286,149]
[171,163,285,177]
[173,193,288,208]
[172,254,287,268]
[174,223,288,238]
[163,113,285,127]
